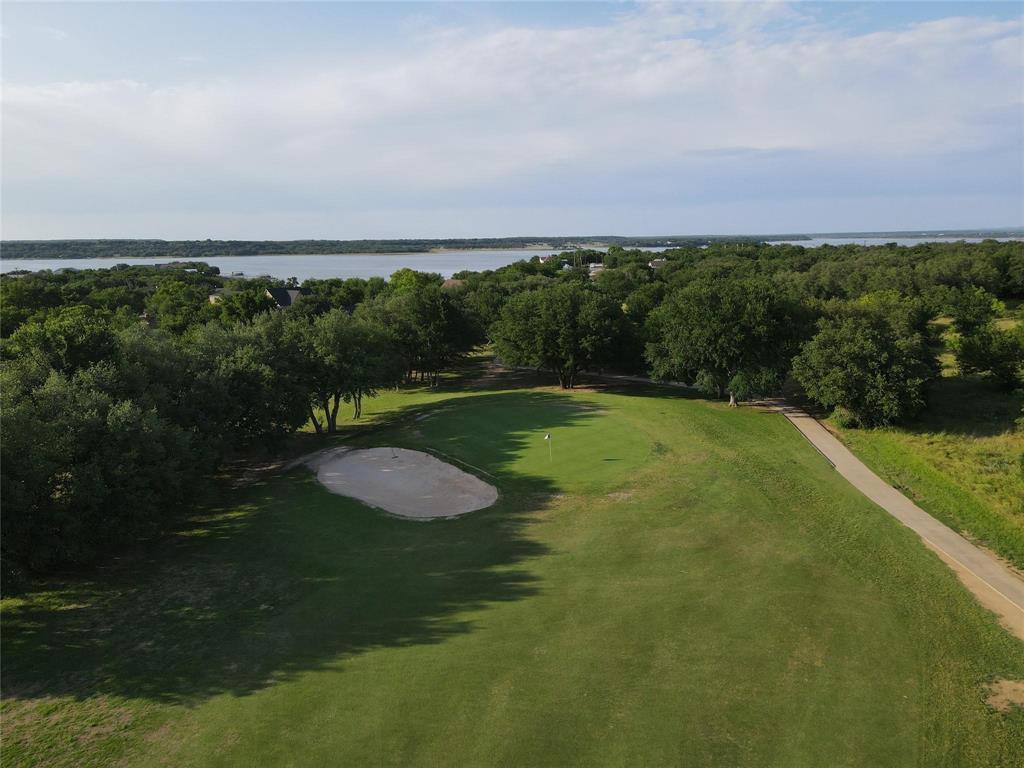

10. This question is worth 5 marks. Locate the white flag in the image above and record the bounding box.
[544,433,551,440]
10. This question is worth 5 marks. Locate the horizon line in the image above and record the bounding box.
[4,227,1023,244]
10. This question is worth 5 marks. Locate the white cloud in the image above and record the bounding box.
[1,3,1021,235]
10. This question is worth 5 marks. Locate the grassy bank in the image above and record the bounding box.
[832,309,1024,570]
[3,373,1023,767]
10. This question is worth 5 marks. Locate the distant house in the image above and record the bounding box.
[588,263,605,279]
[441,278,467,291]
[265,287,311,309]
[648,258,668,270]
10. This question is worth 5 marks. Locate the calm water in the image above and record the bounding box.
[0,247,665,281]
[1,239,1019,280]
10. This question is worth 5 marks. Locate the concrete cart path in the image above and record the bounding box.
[766,400,1024,642]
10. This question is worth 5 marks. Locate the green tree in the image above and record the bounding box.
[340,321,404,419]
[792,309,937,426]
[952,324,1024,390]
[217,287,277,324]
[146,280,209,333]
[388,268,443,295]
[646,279,807,404]
[0,353,200,578]
[360,285,480,385]
[186,316,309,447]
[492,282,623,388]
[4,304,119,372]
[286,310,403,434]
[946,286,1003,335]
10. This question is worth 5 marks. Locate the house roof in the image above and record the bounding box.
[265,287,311,308]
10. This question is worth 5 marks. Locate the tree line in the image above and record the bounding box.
[0,234,796,260]
[1,239,1021,582]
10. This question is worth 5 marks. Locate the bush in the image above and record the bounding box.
[830,406,862,429]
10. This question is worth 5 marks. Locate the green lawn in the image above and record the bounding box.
[3,373,1024,767]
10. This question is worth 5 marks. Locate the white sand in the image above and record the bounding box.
[306,447,498,520]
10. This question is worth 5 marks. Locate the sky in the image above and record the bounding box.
[2,1,1022,239]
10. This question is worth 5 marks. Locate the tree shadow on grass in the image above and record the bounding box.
[902,376,1023,438]
[783,370,1022,438]
[1,391,600,706]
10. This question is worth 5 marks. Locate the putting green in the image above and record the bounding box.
[3,383,1023,768]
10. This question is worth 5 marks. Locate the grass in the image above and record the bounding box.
[3,369,1024,766]
[830,321,1024,570]
[996,298,1022,331]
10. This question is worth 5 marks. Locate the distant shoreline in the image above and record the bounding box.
[1,230,1021,259]
[0,248,580,260]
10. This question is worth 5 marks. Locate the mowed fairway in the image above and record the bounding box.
[3,377,1024,767]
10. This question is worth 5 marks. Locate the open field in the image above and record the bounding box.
[3,372,1024,767]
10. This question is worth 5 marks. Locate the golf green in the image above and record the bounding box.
[3,382,1023,767]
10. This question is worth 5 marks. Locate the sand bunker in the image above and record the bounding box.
[307,447,498,519]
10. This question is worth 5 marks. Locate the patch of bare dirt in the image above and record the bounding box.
[470,361,516,389]
[986,679,1024,712]
[530,492,567,503]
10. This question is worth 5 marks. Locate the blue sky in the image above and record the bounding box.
[3,1,1022,239]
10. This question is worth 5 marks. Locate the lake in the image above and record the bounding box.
[0,249,600,281]
[0,248,665,281]
[1,239,1019,280]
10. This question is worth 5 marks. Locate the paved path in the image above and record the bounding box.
[765,400,1024,642]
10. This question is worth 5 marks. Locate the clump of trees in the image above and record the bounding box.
[646,279,808,405]
[0,264,481,583]
[2,238,1021,582]
[359,271,481,385]
[953,326,1024,389]
[3,329,213,574]
[792,302,938,427]
[945,287,1024,390]
[492,282,623,388]
[287,310,404,433]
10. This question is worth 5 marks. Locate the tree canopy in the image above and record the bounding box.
[492,282,623,388]
[792,307,938,427]
[646,278,807,404]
